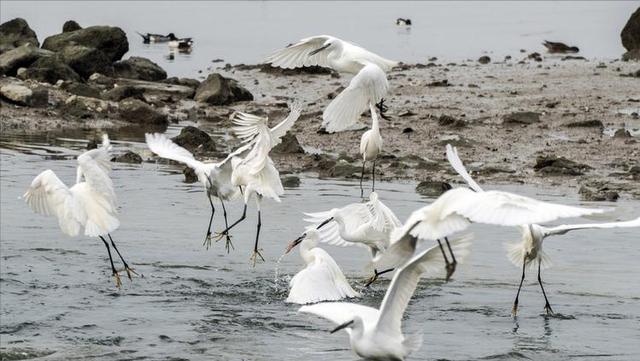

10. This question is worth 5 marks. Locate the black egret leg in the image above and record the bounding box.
[250,210,265,267]
[512,260,527,317]
[364,268,395,288]
[216,203,247,238]
[203,193,215,249]
[376,98,391,120]
[218,199,234,253]
[537,262,553,315]
[108,234,138,280]
[360,161,366,198]
[437,239,454,281]
[371,160,376,193]
[444,236,457,279]
[100,235,121,288]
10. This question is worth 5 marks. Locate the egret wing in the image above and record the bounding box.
[322,63,389,133]
[269,102,303,146]
[299,302,379,333]
[231,111,270,144]
[541,217,640,237]
[376,235,473,336]
[445,144,484,192]
[264,35,334,69]
[145,133,206,171]
[80,134,112,175]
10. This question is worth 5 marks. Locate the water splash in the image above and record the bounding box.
[273,253,288,293]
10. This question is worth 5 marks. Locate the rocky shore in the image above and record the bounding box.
[1,16,639,200]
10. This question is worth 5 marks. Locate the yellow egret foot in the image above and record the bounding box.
[217,233,234,253]
[250,249,265,267]
[113,271,122,288]
[203,231,213,250]
[511,301,519,317]
[124,265,139,281]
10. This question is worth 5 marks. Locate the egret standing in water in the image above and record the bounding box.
[265,35,397,133]
[23,135,137,287]
[145,133,251,251]
[445,144,637,315]
[216,103,303,265]
[284,229,359,304]
[299,235,472,361]
[359,102,383,197]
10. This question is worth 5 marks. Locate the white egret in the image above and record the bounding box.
[265,35,397,133]
[374,183,607,283]
[216,102,303,265]
[23,135,136,287]
[299,235,472,361]
[284,229,359,304]
[146,133,251,251]
[303,192,401,285]
[359,102,383,197]
[445,143,636,315]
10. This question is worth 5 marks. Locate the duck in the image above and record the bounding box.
[396,18,412,26]
[168,35,193,52]
[542,40,579,53]
[137,32,177,44]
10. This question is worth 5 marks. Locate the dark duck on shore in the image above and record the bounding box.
[137,32,177,44]
[396,18,412,26]
[168,34,193,53]
[543,40,579,54]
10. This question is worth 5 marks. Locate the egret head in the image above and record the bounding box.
[285,229,320,254]
[309,39,333,56]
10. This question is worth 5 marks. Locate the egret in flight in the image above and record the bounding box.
[299,235,472,360]
[265,35,397,133]
[24,135,137,287]
[284,229,359,304]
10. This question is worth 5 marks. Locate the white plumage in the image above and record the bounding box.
[359,102,383,196]
[265,35,397,133]
[285,229,359,304]
[304,192,402,258]
[299,235,472,361]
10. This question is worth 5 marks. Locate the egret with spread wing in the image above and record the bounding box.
[299,235,472,361]
[217,102,303,265]
[445,144,633,315]
[284,229,359,304]
[145,133,251,252]
[265,35,397,133]
[23,135,136,287]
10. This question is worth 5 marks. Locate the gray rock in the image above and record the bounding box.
[111,151,143,164]
[416,180,452,197]
[0,18,39,53]
[613,129,632,138]
[183,167,198,183]
[119,98,167,124]
[102,85,145,101]
[88,72,116,88]
[272,132,304,154]
[163,77,200,89]
[579,184,619,202]
[0,44,54,76]
[114,78,194,99]
[438,114,466,128]
[565,119,604,128]
[194,73,253,105]
[621,7,640,52]
[113,56,167,81]
[42,25,128,62]
[60,81,102,98]
[22,56,81,84]
[61,95,114,119]
[478,56,491,64]
[281,175,301,188]
[62,20,82,33]
[534,155,591,176]
[319,160,361,178]
[503,111,541,125]
[172,126,216,153]
[0,83,47,107]
[60,45,114,78]
[622,48,640,61]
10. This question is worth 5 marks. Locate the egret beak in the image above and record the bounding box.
[316,217,334,230]
[330,320,354,333]
[285,234,305,254]
[309,43,330,56]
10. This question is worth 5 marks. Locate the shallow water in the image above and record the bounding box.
[1,1,637,78]
[1,131,640,360]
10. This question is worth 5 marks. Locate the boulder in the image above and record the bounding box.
[579,184,619,202]
[0,44,55,76]
[534,155,591,176]
[0,83,48,107]
[194,73,253,105]
[183,167,198,183]
[113,56,167,81]
[62,20,82,33]
[621,7,640,52]
[88,72,116,88]
[102,85,145,101]
[565,119,604,128]
[42,26,128,62]
[416,180,452,197]
[0,18,39,53]
[478,56,491,64]
[118,98,167,125]
[60,95,114,119]
[22,56,81,84]
[503,111,541,125]
[281,175,301,188]
[163,77,200,89]
[171,126,216,153]
[319,160,361,178]
[622,48,640,61]
[60,81,102,98]
[111,151,143,164]
[438,114,466,128]
[272,132,304,154]
[60,45,114,78]
[114,78,194,99]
